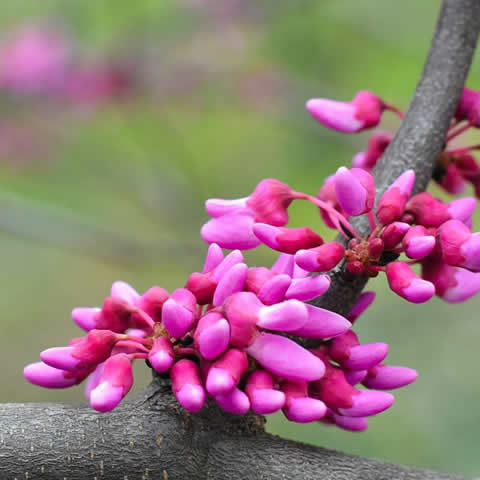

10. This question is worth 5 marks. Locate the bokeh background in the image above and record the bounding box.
[1,0,479,476]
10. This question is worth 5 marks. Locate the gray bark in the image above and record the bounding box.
[2,0,479,478]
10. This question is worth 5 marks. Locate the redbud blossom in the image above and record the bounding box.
[306,91,384,133]
[334,167,375,216]
[386,262,435,304]
[377,170,415,225]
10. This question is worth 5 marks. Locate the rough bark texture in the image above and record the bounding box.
[2,0,480,478]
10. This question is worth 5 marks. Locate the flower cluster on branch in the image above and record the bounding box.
[24,87,480,432]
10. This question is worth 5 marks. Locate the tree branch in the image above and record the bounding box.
[0,377,463,480]
[2,0,480,478]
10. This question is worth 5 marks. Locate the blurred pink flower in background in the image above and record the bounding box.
[0,25,71,94]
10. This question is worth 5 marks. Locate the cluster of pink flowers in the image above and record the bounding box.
[0,25,132,102]
[202,175,480,304]
[24,237,416,429]
[26,87,480,430]
[306,88,480,197]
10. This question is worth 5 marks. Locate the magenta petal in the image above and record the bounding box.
[347,291,375,323]
[306,98,363,133]
[338,390,394,417]
[89,382,124,412]
[252,223,281,249]
[290,304,351,338]
[448,197,476,227]
[345,370,368,385]
[202,243,224,273]
[162,299,194,338]
[215,388,250,415]
[342,343,389,370]
[405,236,435,259]
[402,278,435,303]
[250,389,286,415]
[284,397,327,423]
[72,307,100,331]
[206,367,236,396]
[333,414,369,432]
[213,263,248,306]
[443,267,480,303]
[334,167,367,216]
[85,362,105,398]
[40,346,80,372]
[258,274,291,305]
[110,281,139,304]
[246,333,325,382]
[460,233,480,271]
[256,300,308,332]
[205,197,249,217]
[271,253,295,276]
[176,384,205,413]
[24,362,79,389]
[285,275,330,302]
[201,213,261,250]
[196,318,230,360]
[211,249,244,282]
[363,365,418,390]
[149,349,174,373]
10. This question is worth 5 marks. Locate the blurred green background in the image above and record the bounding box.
[1,0,479,476]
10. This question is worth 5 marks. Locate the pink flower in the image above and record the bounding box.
[377,170,415,225]
[386,262,435,303]
[306,91,384,133]
[88,354,133,412]
[334,167,375,216]
[352,131,392,170]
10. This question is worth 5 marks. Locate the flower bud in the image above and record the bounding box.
[377,170,415,225]
[386,261,435,303]
[334,167,375,216]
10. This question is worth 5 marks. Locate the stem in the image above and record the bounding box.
[446,122,471,142]
[384,103,404,119]
[116,340,150,353]
[293,192,361,239]
[446,144,480,155]
[124,335,153,347]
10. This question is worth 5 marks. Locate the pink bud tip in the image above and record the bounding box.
[202,243,224,273]
[148,337,175,373]
[246,333,325,382]
[284,275,330,302]
[377,170,415,225]
[333,414,369,432]
[206,367,236,396]
[290,304,351,339]
[201,213,261,250]
[386,262,435,303]
[177,384,206,413]
[40,346,79,372]
[403,225,435,259]
[250,389,286,415]
[194,313,230,361]
[334,167,375,216]
[205,197,249,218]
[258,274,292,305]
[284,397,327,423]
[215,388,251,415]
[338,390,394,417]
[161,298,194,338]
[256,300,308,332]
[344,370,368,385]
[110,281,140,304]
[448,197,476,228]
[363,365,418,390]
[212,262,248,306]
[341,343,389,370]
[294,242,345,273]
[89,382,124,412]
[72,307,101,331]
[24,362,88,389]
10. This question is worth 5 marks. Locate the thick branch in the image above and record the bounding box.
[0,377,463,480]
[2,1,480,479]
[312,0,480,316]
